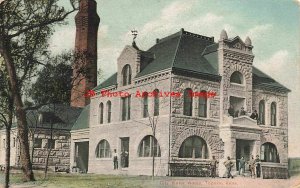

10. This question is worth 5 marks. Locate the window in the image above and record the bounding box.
[230,71,243,84]
[122,64,132,86]
[179,136,209,159]
[198,90,207,117]
[260,142,280,163]
[121,96,131,121]
[271,102,276,126]
[3,139,5,148]
[183,88,193,116]
[259,100,265,125]
[34,138,42,148]
[138,135,161,157]
[142,92,148,118]
[153,89,160,116]
[99,103,104,124]
[44,139,55,149]
[95,139,111,158]
[107,101,112,123]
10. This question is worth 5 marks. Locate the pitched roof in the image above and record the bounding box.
[71,104,90,131]
[95,29,289,93]
[252,67,290,92]
[26,104,82,131]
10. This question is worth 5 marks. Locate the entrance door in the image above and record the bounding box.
[74,141,89,173]
[120,137,129,168]
[236,139,253,171]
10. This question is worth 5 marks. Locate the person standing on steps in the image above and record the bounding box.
[249,155,256,178]
[223,156,234,178]
[210,156,218,178]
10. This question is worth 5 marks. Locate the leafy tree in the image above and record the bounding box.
[29,55,73,105]
[0,0,78,181]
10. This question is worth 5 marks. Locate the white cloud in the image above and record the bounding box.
[244,24,272,41]
[255,50,289,74]
[49,26,75,54]
[161,0,195,20]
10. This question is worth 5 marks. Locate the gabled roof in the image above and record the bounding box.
[71,104,90,131]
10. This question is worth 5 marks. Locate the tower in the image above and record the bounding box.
[71,0,100,107]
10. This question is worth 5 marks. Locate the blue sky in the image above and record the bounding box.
[51,0,300,157]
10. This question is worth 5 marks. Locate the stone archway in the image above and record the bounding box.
[172,128,224,159]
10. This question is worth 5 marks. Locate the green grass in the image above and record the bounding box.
[4,171,165,188]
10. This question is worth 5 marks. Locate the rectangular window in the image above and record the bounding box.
[3,139,5,148]
[44,139,55,149]
[13,137,16,148]
[121,96,131,121]
[34,138,42,148]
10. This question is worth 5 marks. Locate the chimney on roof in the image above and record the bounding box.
[181,28,184,32]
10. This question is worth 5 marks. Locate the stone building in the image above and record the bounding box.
[70,27,290,178]
[0,104,81,171]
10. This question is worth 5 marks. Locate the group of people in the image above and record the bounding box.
[237,155,261,178]
[228,105,259,121]
[210,155,261,178]
[112,149,129,170]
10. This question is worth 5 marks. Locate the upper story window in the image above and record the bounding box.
[142,92,148,118]
[198,90,207,118]
[258,100,265,125]
[121,96,131,121]
[99,103,104,124]
[34,138,42,148]
[271,102,277,126]
[230,71,243,84]
[122,64,132,86]
[154,89,160,116]
[107,101,112,123]
[183,88,193,116]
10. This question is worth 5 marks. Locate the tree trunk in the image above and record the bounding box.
[152,133,155,180]
[5,123,11,188]
[2,45,35,181]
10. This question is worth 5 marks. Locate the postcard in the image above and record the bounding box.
[0,0,299,187]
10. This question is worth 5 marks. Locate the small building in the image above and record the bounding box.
[0,104,81,172]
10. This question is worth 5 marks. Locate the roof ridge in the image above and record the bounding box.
[182,30,214,42]
[156,30,182,44]
[171,30,184,69]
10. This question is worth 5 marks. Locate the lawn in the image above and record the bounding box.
[0,171,300,188]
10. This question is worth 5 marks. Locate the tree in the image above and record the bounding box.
[0,61,14,188]
[0,0,78,181]
[131,82,169,180]
[29,55,73,105]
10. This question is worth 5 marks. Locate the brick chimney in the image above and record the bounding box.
[71,0,100,107]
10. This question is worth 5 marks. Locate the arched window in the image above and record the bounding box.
[259,100,265,125]
[122,64,132,86]
[179,136,209,159]
[271,102,276,126]
[153,89,159,116]
[198,90,207,117]
[183,88,193,116]
[260,142,280,163]
[142,92,148,118]
[138,135,161,157]
[230,71,243,84]
[95,139,111,158]
[107,101,112,123]
[99,103,104,124]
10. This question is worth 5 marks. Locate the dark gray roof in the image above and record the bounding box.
[253,67,290,92]
[26,104,82,131]
[94,29,289,93]
[71,104,90,131]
